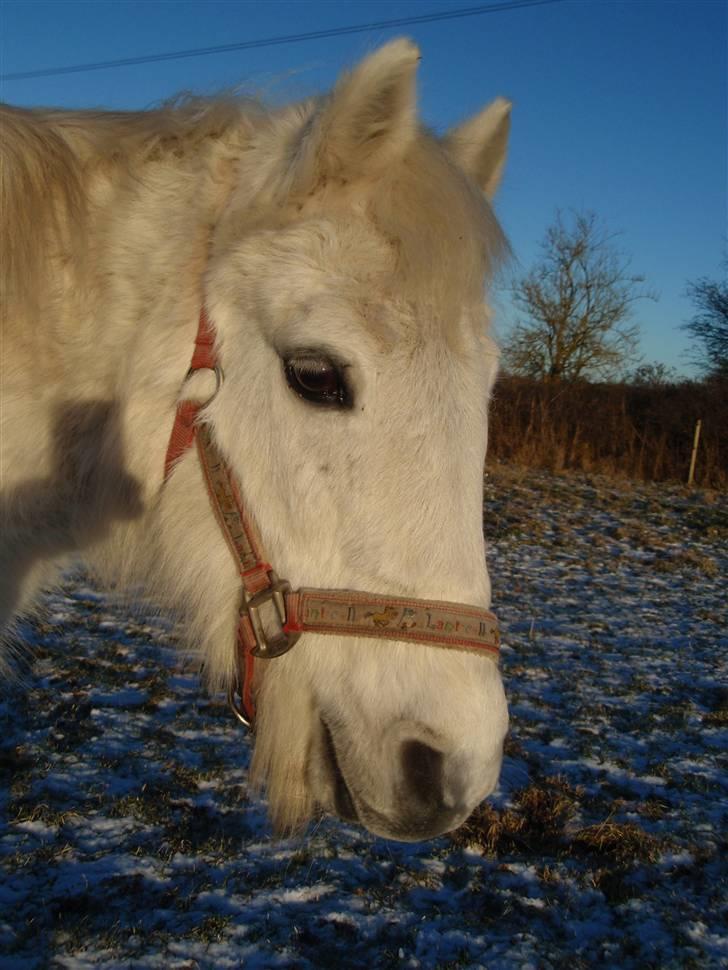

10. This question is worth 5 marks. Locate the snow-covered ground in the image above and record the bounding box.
[1,466,726,969]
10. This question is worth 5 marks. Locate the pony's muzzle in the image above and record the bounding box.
[328,720,503,842]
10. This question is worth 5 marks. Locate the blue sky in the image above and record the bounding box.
[1,0,725,376]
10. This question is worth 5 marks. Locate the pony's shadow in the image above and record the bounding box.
[1,400,143,632]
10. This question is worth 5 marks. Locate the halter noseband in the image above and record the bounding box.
[164,309,500,726]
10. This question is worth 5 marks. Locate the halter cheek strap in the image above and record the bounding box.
[165,309,500,727]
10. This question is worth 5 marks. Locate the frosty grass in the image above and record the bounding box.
[1,465,726,969]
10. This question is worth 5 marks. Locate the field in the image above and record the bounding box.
[1,465,726,969]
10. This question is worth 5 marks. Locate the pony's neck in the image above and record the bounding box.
[73,130,247,600]
[9,105,247,392]
[4,107,244,561]
[1,104,256,626]
[90,139,237,493]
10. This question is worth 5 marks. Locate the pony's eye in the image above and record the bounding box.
[284,354,352,408]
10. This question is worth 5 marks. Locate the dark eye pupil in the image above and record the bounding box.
[284,355,351,408]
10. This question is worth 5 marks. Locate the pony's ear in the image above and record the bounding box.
[297,38,421,184]
[444,97,511,199]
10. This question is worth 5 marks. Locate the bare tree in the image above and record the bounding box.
[503,212,652,382]
[630,362,678,386]
[684,272,728,379]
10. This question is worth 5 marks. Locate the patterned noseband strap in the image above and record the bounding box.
[164,309,500,726]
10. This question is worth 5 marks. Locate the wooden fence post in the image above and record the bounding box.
[688,419,702,486]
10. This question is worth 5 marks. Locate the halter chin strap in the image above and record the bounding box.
[165,309,500,726]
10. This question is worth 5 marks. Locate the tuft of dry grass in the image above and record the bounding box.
[702,708,728,727]
[451,780,577,855]
[573,821,662,865]
[453,779,664,872]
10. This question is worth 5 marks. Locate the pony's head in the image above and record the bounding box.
[164,40,510,840]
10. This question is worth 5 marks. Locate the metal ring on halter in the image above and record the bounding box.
[227,681,252,728]
[185,364,223,408]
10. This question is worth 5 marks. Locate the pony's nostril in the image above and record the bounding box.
[400,739,445,809]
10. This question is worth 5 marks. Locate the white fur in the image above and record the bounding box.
[1,40,511,840]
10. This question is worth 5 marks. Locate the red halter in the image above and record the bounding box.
[165,309,500,726]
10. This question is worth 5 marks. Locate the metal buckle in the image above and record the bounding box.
[243,571,301,659]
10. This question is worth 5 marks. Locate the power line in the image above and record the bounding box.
[1,0,566,83]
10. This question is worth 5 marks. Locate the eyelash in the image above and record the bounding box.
[283,353,353,409]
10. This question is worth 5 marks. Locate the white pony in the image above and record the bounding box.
[0,40,511,841]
